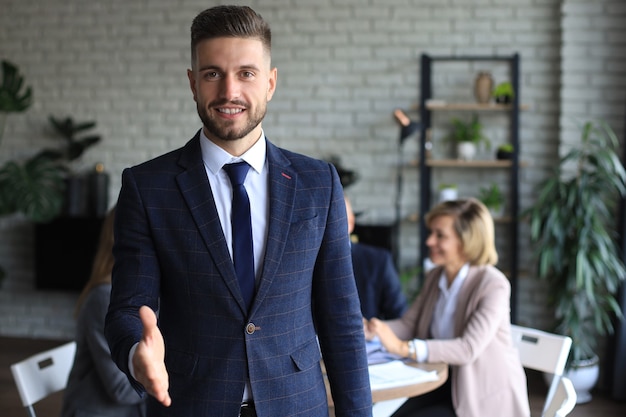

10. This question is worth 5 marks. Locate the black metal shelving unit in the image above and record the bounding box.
[418,53,521,321]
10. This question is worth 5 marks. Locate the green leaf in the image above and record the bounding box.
[0,156,66,222]
[0,60,33,112]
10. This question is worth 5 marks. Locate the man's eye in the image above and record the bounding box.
[241,71,254,78]
[203,71,220,79]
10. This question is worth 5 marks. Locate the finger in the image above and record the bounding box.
[137,306,172,407]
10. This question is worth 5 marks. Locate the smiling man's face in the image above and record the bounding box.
[188,36,277,150]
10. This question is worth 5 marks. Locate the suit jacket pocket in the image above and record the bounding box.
[290,338,321,372]
[165,348,197,377]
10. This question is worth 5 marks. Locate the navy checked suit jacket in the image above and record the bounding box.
[105,132,372,417]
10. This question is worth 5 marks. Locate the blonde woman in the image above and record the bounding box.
[61,207,146,417]
[366,198,529,417]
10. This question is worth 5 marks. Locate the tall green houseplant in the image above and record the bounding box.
[0,60,66,284]
[525,120,626,369]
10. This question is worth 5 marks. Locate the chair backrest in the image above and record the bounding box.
[543,376,577,417]
[510,325,572,417]
[10,341,76,417]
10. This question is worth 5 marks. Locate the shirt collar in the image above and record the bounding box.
[438,263,470,294]
[199,129,267,175]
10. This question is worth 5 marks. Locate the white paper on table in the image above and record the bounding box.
[368,360,439,390]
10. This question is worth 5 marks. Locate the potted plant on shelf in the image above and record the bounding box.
[496,143,514,160]
[478,183,505,218]
[524,119,626,403]
[492,81,514,104]
[447,115,490,160]
[437,183,458,203]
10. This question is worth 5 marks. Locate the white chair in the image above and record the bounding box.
[510,325,573,417]
[10,341,76,417]
[543,376,577,417]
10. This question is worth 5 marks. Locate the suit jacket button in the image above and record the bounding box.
[246,323,256,334]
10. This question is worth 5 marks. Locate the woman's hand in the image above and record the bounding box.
[363,318,376,341]
[367,318,407,358]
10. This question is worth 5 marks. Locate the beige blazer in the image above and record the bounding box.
[387,265,530,417]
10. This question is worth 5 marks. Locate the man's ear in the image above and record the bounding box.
[187,69,198,101]
[266,67,277,101]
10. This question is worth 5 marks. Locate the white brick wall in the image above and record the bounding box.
[0,0,624,341]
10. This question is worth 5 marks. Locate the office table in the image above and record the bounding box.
[326,361,448,417]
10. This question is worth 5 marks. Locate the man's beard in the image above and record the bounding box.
[197,100,266,141]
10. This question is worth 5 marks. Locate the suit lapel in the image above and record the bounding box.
[175,134,247,312]
[250,142,297,312]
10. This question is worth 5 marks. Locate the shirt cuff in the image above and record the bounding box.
[414,339,428,362]
[128,342,139,379]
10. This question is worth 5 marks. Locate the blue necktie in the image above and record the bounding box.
[223,162,255,310]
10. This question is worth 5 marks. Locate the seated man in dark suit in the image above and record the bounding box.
[345,196,408,319]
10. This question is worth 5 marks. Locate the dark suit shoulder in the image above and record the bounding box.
[128,133,200,173]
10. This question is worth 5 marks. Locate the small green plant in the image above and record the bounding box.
[492,82,515,103]
[478,183,504,212]
[437,183,457,190]
[497,143,513,153]
[447,115,490,149]
[496,143,514,160]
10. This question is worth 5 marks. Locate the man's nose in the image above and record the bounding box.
[219,75,240,100]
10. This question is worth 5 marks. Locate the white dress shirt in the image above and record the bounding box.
[199,128,269,280]
[414,263,469,362]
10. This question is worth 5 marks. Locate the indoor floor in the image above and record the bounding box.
[1,336,624,417]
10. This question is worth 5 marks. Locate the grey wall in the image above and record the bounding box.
[0,0,624,352]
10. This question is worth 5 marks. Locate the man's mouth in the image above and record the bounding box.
[217,108,244,115]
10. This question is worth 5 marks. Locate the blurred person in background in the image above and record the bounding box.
[61,207,146,417]
[345,195,407,319]
[365,198,529,417]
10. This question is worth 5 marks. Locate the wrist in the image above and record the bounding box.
[407,339,416,361]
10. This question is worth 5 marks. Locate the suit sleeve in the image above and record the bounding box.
[105,167,160,388]
[311,163,372,416]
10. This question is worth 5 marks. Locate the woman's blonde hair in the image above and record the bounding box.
[74,206,116,316]
[424,198,498,266]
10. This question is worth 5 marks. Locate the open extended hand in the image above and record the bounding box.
[366,317,406,358]
[134,306,172,407]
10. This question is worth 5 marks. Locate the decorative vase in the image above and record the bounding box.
[457,142,476,160]
[474,72,493,104]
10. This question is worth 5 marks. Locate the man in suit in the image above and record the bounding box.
[345,197,407,320]
[104,6,372,417]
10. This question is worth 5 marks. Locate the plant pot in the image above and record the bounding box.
[439,187,458,203]
[487,205,504,219]
[544,356,599,404]
[565,356,600,404]
[496,149,513,160]
[495,95,511,104]
[457,142,476,160]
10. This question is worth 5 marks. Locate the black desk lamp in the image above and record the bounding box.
[393,109,420,266]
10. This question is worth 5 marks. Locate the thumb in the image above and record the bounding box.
[139,305,158,340]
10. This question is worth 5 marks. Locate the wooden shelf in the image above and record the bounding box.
[405,159,528,168]
[413,101,530,111]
